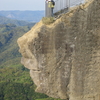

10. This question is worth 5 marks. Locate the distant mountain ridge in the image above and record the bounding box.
[0,16,31,26]
[0,10,44,22]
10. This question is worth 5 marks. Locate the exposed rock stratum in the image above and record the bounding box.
[17,0,100,99]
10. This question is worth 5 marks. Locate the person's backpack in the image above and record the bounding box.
[52,1,55,6]
[48,1,55,8]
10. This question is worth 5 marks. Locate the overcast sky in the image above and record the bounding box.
[0,0,45,11]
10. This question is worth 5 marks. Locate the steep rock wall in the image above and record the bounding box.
[17,0,100,99]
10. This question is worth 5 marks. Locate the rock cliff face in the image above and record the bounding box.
[17,0,100,99]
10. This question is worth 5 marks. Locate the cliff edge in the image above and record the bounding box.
[17,0,100,99]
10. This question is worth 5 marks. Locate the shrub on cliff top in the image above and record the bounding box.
[42,17,55,25]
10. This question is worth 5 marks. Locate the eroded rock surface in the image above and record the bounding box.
[17,0,100,99]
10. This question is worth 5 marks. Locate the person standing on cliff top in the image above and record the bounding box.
[46,0,55,16]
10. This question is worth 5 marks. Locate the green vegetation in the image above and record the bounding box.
[42,17,55,25]
[0,66,48,100]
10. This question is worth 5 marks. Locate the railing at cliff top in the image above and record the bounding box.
[45,0,85,17]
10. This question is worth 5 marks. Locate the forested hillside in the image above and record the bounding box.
[0,66,48,100]
[0,23,35,67]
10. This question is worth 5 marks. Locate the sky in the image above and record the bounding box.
[0,0,45,11]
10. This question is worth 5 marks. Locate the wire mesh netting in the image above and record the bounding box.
[45,0,85,16]
[53,0,85,13]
